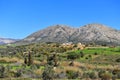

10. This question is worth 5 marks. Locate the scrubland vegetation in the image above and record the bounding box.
[0,43,120,80]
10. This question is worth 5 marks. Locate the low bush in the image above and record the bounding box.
[88,71,98,79]
[0,65,6,78]
[66,70,79,79]
[67,51,80,60]
[115,58,120,62]
[101,72,112,80]
[42,65,55,80]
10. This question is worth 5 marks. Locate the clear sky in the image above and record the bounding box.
[0,0,120,39]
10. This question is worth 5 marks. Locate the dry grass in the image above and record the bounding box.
[54,65,82,74]
[58,61,119,73]
[0,57,23,63]
[54,68,64,73]
[34,69,43,75]
[33,60,41,64]
[63,66,81,72]
[60,61,69,66]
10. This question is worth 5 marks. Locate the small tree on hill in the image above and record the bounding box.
[28,52,33,66]
[24,57,27,65]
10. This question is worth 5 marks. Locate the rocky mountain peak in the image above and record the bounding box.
[75,23,120,45]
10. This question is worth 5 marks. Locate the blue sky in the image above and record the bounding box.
[0,0,120,39]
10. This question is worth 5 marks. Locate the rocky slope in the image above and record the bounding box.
[19,24,120,45]
[23,25,77,43]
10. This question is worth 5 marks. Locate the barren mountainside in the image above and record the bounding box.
[72,24,120,45]
[20,24,120,45]
[23,25,77,43]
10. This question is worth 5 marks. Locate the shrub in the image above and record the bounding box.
[88,71,98,79]
[115,58,120,62]
[57,71,66,79]
[24,57,27,64]
[66,70,79,79]
[101,72,112,80]
[88,55,92,58]
[112,75,117,80]
[80,51,84,57]
[0,65,6,78]
[30,64,38,70]
[112,69,120,76]
[117,72,120,79]
[69,61,74,66]
[15,69,22,77]
[82,71,98,79]
[47,54,59,67]
[85,57,88,60]
[82,72,89,78]
[94,52,98,55]
[67,51,80,60]
[98,70,105,78]
[42,65,54,80]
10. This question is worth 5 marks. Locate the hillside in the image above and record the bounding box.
[18,24,120,45]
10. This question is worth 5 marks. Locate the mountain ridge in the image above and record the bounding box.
[17,23,120,46]
[0,38,18,44]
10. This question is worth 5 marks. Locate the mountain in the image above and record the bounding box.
[18,24,120,45]
[72,24,120,45]
[0,38,18,44]
[21,25,77,43]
